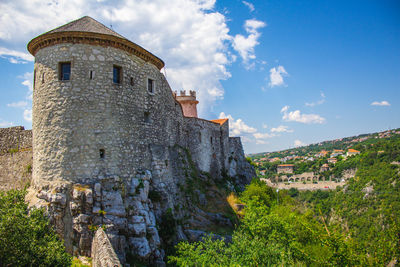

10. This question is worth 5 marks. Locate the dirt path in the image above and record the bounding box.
[260,178,345,191]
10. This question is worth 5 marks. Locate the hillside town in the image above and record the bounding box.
[251,129,400,190]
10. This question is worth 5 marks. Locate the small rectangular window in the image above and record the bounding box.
[99,149,105,159]
[89,70,94,80]
[113,65,122,84]
[130,77,134,86]
[144,112,151,123]
[147,78,154,93]
[59,62,71,81]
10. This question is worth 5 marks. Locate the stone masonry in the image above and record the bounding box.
[20,16,256,265]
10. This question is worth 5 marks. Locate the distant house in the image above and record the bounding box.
[315,150,329,158]
[331,149,344,157]
[259,170,266,176]
[347,149,360,157]
[320,163,329,172]
[270,157,280,162]
[327,157,337,164]
[277,164,294,174]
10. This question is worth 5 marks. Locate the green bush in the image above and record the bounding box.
[0,189,71,266]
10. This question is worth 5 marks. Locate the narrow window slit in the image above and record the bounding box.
[99,149,105,159]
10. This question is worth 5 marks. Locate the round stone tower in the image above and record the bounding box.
[175,90,199,118]
[27,16,168,187]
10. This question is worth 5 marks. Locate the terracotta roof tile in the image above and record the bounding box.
[210,118,228,125]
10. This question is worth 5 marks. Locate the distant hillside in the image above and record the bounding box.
[250,128,400,160]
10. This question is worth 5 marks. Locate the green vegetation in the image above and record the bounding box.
[170,180,362,266]
[0,189,71,266]
[170,135,400,266]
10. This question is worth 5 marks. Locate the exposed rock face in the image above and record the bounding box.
[27,170,163,264]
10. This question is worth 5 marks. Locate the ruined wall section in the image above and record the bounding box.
[91,228,122,267]
[183,118,229,178]
[33,43,184,187]
[0,126,32,155]
[228,137,256,189]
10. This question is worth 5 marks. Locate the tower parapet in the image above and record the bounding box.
[175,90,199,118]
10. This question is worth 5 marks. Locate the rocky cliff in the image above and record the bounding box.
[1,127,256,266]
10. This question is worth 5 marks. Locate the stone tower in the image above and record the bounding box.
[25,16,255,264]
[27,16,169,187]
[175,90,199,118]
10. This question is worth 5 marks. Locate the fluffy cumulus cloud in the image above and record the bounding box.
[294,139,306,147]
[219,112,295,145]
[270,125,293,133]
[219,112,256,136]
[23,109,32,122]
[0,47,33,63]
[281,105,326,124]
[305,92,326,107]
[269,65,288,87]
[0,0,266,118]
[232,19,266,65]
[371,100,390,106]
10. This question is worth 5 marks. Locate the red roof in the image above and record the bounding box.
[278,164,294,167]
[210,118,228,125]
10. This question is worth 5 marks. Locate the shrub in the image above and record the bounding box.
[0,189,71,266]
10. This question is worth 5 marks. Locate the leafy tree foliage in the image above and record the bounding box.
[170,182,361,266]
[0,189,71,266]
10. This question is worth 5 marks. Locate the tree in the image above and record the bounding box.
[0,189,71,266]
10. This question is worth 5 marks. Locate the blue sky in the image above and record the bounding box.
[0,0,399,154]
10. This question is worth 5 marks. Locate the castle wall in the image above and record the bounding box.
[33,43,184,186]
[0,126,32,155]
[228,137,256,189]
[183,118,229,177]
[0,127,32,191]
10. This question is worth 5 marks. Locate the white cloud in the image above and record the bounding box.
[281,105,326,124]
[256,140,268,145]
[0,47,33,63]
[270,125,293,133]
[294,139,306,147]
[0,0,267,117]
[262,123,268,129]
[23,109,32,122]
[19,72,33,100]
[269,65,288,87]
[7,101,27,108]
[371,100,390,106]
[242,1,255,12]
[253,132,276,139]
[219,112,256,136]
[305,92,326,107]
[0,120,14,127]
[232,19,266,65]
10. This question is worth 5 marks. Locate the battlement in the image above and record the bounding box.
[174,90,199,118]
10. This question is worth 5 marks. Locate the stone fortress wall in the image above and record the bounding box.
[0,126,32,154]
[14,16,256,266]
[0,127,32,191]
